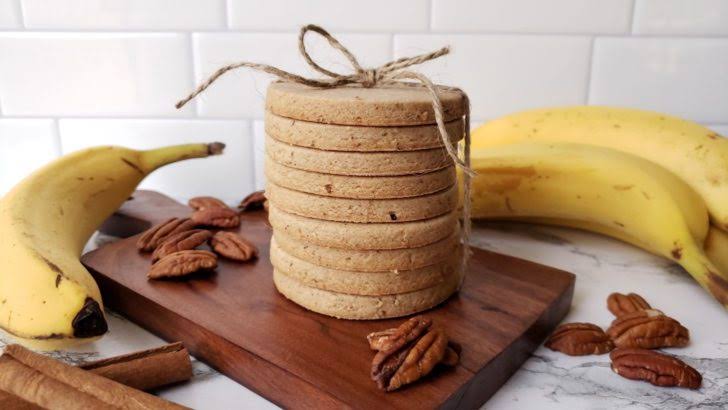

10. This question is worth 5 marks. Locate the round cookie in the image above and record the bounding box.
[266,134,452,176]
[266,82,466,126]
[272,230,460,272]
[266,182,457,223]
[268,203,458,250]
[270,238,459,296]
[265,159,456,199]
[273,267,462,320]
[265,110,464,152]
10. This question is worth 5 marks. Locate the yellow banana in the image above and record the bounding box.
[705,226,728,278]
[472,106,728,230]
[0,142,224,346]
[468,142,728,308]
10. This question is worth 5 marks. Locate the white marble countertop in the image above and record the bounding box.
[2,221,726,409]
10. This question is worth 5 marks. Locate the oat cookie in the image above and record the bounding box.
[265,159,455,199]
[266,134,452,177]
[270,239,459,296]
[268,204,458,250]
[273,267,462,320]
[272,230,460,272]
[265,182,457,223]
[265,110,463,152]
[266,82,466,126]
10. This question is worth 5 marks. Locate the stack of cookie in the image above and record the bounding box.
[265,82,466,320]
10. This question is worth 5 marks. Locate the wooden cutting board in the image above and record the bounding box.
[82,190,575,409]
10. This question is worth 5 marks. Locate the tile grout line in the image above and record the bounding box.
[224,0,233,30]
[16,0,26,29]
[629,0,638,34]
[389,33,395,60]
[584,37,596,105]
[0,27,725,38]
[427,0,434,31]
[0,115,262,122]
[187,32,200,117]
[52,118,63,156]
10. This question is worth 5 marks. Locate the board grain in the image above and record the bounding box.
[83,190,575,409]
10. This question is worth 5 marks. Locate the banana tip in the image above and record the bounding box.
[207,142,226,155]
[72,298,108,338]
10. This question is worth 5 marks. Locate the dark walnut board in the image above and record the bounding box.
[82,190,575,409]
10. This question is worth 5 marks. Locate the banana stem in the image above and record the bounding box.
[139,142,225,173]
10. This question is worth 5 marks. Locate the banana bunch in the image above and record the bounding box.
[0,142,224,347]
[470,106,728,309]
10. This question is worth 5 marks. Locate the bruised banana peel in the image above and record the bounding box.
[472,106,728,230]
[464,142,728,308]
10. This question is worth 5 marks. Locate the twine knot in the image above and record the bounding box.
[175,24,474,273]
[361,69,378,88]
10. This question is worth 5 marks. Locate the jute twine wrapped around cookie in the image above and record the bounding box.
[176,24,474,276]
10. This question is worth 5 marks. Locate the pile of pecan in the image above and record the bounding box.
[367,316,460,392]
[135,192,266,280]
[544,292,701,389]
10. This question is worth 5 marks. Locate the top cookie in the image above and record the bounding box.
[266,82,466,126]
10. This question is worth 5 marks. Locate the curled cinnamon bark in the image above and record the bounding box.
[0,342,193,408]
[0,344,188,409]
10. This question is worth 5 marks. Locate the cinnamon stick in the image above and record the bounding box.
[79,342,193,391]
[0,344,189,409]
[0,342,192,408]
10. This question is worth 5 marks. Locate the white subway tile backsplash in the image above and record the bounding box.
[59,119,253,202]
[634,0,728,35]
[590,38,728,123]
[252,120,265,191]
[228,0,428,32]
[21,0,226,30]
[0,33,194,117]
[193,33,391,118]
[0,0,726,202]
[0,0,21,28]
[0,119,59,194]
[432,0,633,34]
[394,34,591,119]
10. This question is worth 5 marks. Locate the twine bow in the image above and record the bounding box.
[176,24,474,271]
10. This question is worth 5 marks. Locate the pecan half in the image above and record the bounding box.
[191,207,240,228]
[151,229,212,263]
[607,292,651,317]
[210,231,258,262]
[369,316,458,391]
[238,190,266,212]
[606,309,689,349]
[188,196,229,211]
[386,328,448,392]
[136,217,198,252]
[610,348,701,389]
[369,316,431,355]
[544,322,614,356]
[368,323,460,367]
[148,250,217,279]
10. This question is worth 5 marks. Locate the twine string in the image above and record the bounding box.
[176,24,474,270]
